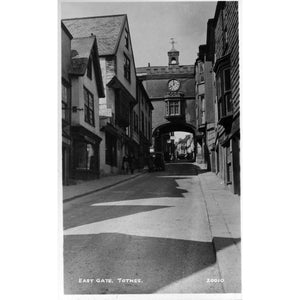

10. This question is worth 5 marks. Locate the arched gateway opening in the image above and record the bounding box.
[152,122,196,162]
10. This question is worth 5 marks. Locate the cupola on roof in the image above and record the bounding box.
[168,38,179,65]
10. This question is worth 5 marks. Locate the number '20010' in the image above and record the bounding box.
[206,278,224,283]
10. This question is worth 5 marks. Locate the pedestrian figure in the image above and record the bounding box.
[128,154,135,174]
[122,155,129,174]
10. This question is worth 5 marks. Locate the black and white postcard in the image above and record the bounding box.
[60,1,241,298]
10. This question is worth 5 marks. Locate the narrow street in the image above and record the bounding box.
[63,163,224,294]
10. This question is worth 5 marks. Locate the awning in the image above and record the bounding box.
[71,126,102,143]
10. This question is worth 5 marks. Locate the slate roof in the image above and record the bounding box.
[63,15,126,56]
[143,78,195,99]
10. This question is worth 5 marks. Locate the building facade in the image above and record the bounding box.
[194,20,216,172]
[213,1,240,194]
[135,78,153,169]
[69,36,105,180]
[193,2,240,194]
[63,15,139,175]
[137,43,196,158]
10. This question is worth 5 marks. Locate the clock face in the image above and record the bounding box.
[168,79,180,91]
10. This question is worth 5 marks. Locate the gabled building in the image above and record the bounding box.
[69,35,105,180]
[63,14,138,175]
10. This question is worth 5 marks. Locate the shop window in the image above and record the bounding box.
[124,54,131,82]
[75,142,96,170]
[84,87,95,126]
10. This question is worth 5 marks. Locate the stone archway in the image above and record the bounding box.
[152,122,196,162]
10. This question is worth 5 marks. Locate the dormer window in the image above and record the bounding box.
[87,57,92,80]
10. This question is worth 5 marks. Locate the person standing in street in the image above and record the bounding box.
[122,155,129,174]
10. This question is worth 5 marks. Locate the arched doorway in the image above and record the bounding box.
[152,122,196,162]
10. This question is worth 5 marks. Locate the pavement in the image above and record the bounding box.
[62,162,241,294]
[197,168,241,293]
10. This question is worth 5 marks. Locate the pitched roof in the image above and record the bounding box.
[70,36,105,97]
[61,21,73,39]
[70,36,95,75]
[63,14,126,56]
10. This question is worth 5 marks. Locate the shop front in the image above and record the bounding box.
[71,126,101,180]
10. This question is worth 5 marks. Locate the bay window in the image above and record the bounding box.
[217,67,232,120]
[166,100,180,116]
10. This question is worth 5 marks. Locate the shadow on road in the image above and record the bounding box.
[64,233,239,294]
[63,164,204,229]
[64,205,173,230]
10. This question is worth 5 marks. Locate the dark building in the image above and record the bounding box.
[61,23,73,185]
[213,1,240,194]
[135,78,153,169]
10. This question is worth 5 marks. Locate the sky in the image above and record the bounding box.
[61,1,217,67]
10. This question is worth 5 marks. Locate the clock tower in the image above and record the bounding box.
[168,38,179,65]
